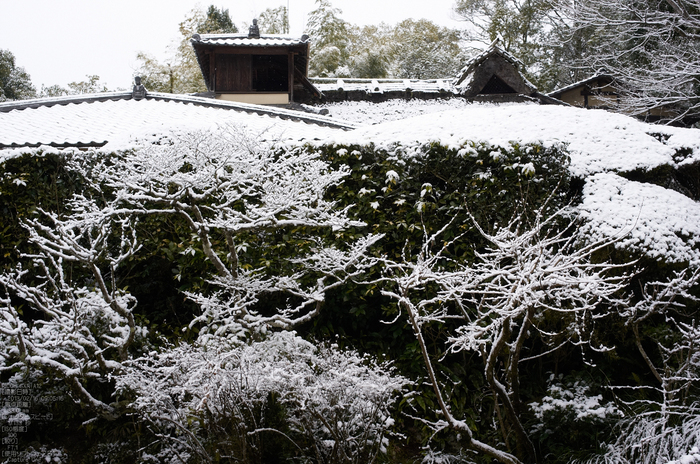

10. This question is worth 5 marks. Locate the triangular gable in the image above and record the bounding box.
[454,42,537,99]
[479,74,517,94]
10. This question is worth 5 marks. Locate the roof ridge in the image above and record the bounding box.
[0,91,356,130]
[143,93,356,129]
[0,92,132,113]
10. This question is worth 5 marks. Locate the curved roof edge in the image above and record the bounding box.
[0,91,356,130]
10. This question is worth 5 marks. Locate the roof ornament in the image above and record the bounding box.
[248,18,260,39]
[132,76,147,100]
[489,33,504,50]
[192,33,201,42]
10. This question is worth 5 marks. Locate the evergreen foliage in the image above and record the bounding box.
[0,49,36,102]
[197,5,238,34]
[306,0,352,77]
[258,6,289,34]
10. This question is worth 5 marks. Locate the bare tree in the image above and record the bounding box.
[382,206,629,464]
[560,0,700,124]
[0,199,140,419]
[117,332,409,463]
[585,269,700,464]
[0,128,380,420]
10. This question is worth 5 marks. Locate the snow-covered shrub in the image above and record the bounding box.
[117,331,410,464]
[581,309,700,464]
[582,411,700,464]
[529,375,621,433]
[528,374,621,459]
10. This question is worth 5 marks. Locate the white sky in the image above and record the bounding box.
[1,0,464,91]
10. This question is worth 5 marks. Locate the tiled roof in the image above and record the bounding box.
[0,92,354,151]
[192,34,308,47]
[312,78,454,94]
[547,75,616,98]
[453,43,536,94]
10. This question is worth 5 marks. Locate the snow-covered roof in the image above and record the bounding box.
[453,43,537,97]
[191,33,309,47]
[0,92,353,153]
[547,74,617,98]
[311,78,454,94]
[189,32,313,97]
[323,103,700,177]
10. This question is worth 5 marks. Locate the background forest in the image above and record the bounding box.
[3,0,699,122]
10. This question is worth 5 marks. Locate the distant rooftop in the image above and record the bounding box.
[191,33,310,48]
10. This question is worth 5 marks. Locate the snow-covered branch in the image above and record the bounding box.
[116,332,409,463]
[381,206,630,463]
[560,0,700,123]
[0,204,143,419]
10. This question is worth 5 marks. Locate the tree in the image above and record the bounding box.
[388,19,466,79]
[0,49,36,101]
[584,269,700,464]
[382,205,630,464]
[38,75,111,97]
[197,5,238,34]
[344,23,393,78]
[258,6,289,34]
[559,0,700,124]
[0,128,380,421]
[134,5,238,93]
[0,193,139,420]
[453,0,554,69]
[306,0,351,77]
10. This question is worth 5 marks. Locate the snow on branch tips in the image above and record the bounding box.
[382,205,631,464]
[0,200,142,419]
[1,126,384,422]
[116,331,410,463]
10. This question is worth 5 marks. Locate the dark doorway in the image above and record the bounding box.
[479,74,517,94]
[252,55,288,92]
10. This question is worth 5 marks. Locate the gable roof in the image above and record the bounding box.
[453,44,538,99]
[0,91,353,151]
[190,33,314,95]
[547,74,618,99]
[191,33,309,48]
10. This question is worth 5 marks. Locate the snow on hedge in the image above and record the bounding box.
[325,104,700,177]
[579,172,700,266]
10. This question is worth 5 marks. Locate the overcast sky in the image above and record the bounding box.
[1,0,464,91]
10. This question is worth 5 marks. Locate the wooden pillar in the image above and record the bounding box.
[209,50,216,92]
[288,51,295,103]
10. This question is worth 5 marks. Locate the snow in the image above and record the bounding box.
[322,103,700,177]
[529,378,621,427]
[309,98,471,126]
[0,94,349,159]
[668,448,700,464]
[579,173,700,266]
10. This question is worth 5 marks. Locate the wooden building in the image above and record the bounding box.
[453,44,561,105]
[191,21,322,105]
[548,75,699,126]
[547,75,620,110]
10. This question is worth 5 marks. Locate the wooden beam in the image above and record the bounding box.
[294,68,323,98]
[288,52,295,102]
[201,45,306,55]
[209,51,216,92]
